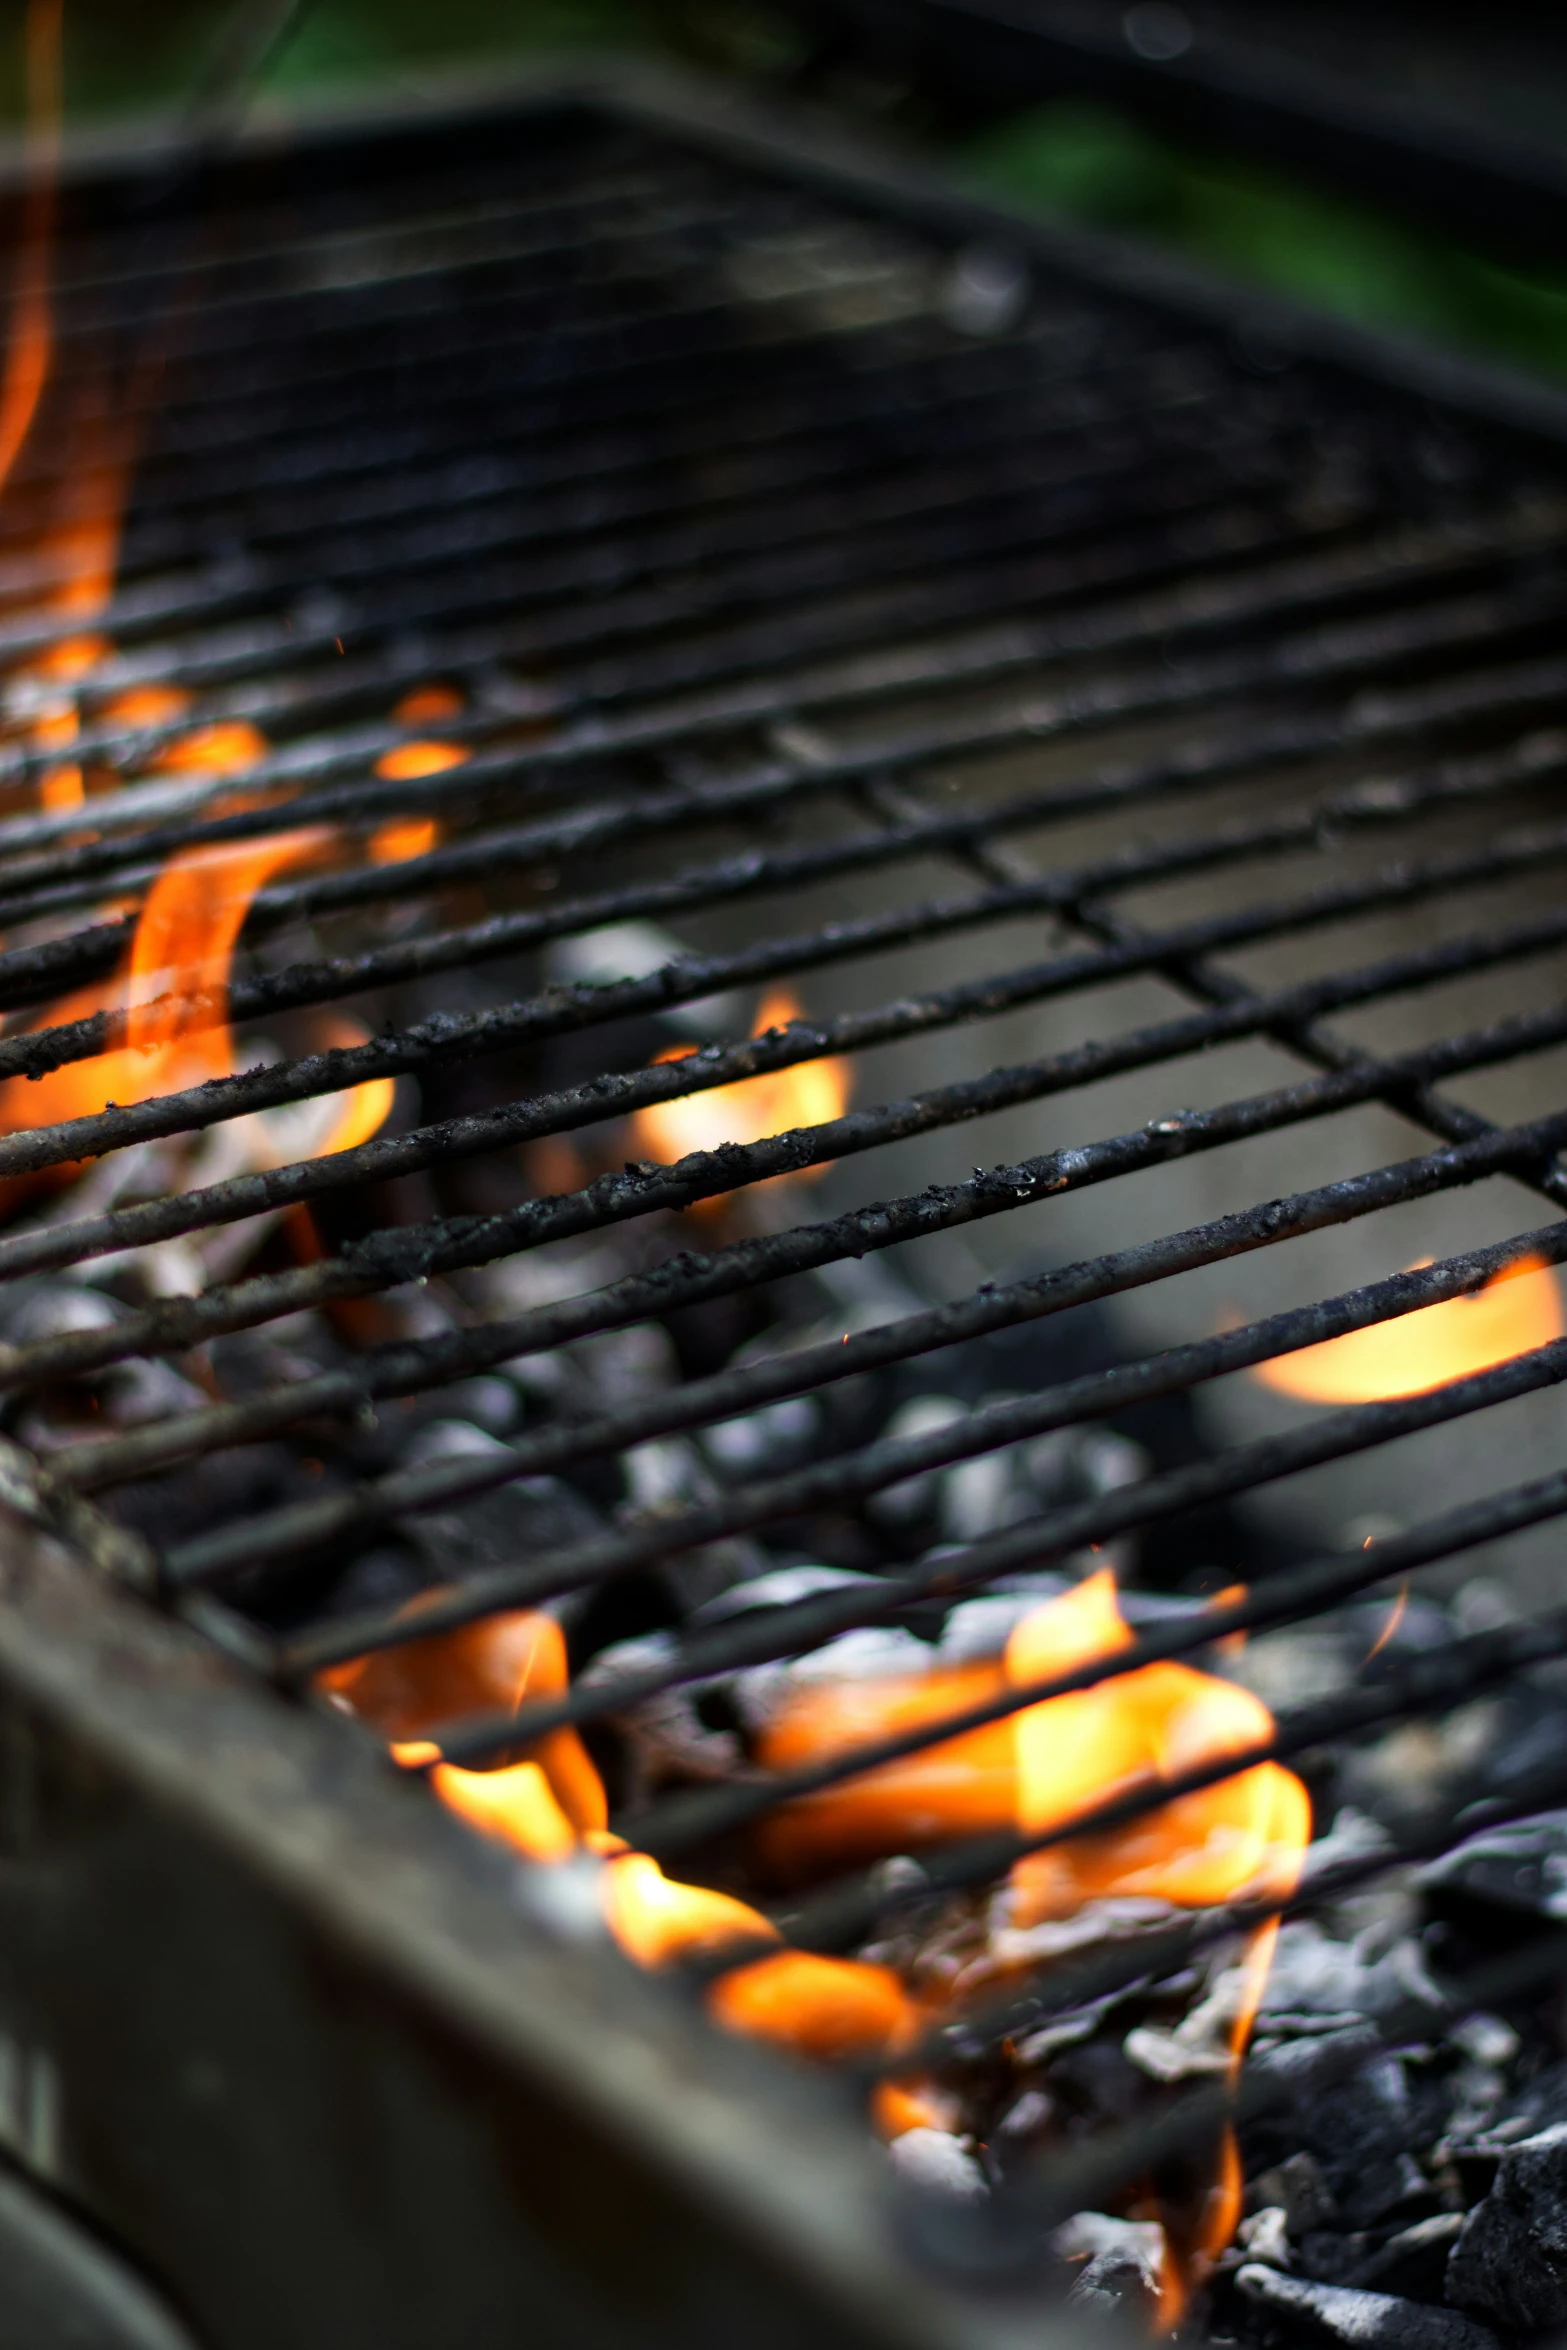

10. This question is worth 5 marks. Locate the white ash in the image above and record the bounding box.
[866,1397,1148,1546]
[1253,1921,1447,2030]
[1126,1962,1257,2082]
[1237,2264,1500,2350]
[1238,2206,1294,2270]
[1068,2242,1163,2326]
[546,919,742,1040]
[1051,2211,1165,2269]
[701,1392,820,1479]
[885,2126,987,2201]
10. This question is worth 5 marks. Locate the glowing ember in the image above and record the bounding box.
[151,720,269,776]
[629,988,850,1178]
[393,683,464,724]
[1005,1573,1308,1922]
[100,683,194,729]
[374,740,469,780]
[600,1851,779,1968]
[1253,1253,1564,1403]
[368,815,440,864]
[752,1574,1307,1916]
[328,1607,923,2064]
[748,1570,1307,2308]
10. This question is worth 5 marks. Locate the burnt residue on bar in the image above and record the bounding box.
[5,83,1567,2338]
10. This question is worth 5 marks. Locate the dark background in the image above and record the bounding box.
[6,1,1567,377]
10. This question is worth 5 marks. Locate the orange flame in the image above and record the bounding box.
[369,815,439,864]
[749,1572,1307,2309]
[374,739,468,781]
[327,1572,1305,2265]
[0,830,392,1169]
[0,0,62,498]
[1253,1255,1564,1404]
[393,683,464,725]
[331,1606,918,2064]
[630,988,850,1182]
[321,1604,607,1838]
[100,682,193,730]
[151,720,269,777]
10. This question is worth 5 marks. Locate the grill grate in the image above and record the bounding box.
[6,73,1567,2318]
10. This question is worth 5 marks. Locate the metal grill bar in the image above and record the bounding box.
[328,1326,1567,1756]
[51,1134,1567,1499]
[8,91,1567,2319]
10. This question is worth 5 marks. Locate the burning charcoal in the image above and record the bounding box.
[620,1434,769,1611]
[1418,1810,1567,1920]
[1345,2216,1465,2302]
[1236,2265,1500,2350]
[319,1545,429,1623]
[885,2127,987,2201]
[1445,2125,1567,2332]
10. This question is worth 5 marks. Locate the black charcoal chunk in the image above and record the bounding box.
[1445,2124,1567,2332]
[1254,2049,1433,2228]
[1236,2264,1499,2350]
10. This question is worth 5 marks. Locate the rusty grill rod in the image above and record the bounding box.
[902,1739,1567,2072]
[318,1330,1567,1753]
[770,1598,1567,1961]
[640,1445,1567,1866]
[2,959,1565,1440]
[53,1136,1567,1501]
[0,501,1542,911]
[4,790,1564,1300]
[58,332,1233,613]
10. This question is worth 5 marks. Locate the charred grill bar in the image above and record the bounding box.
[3,64,1567,2350]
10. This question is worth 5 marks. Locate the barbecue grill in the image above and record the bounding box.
[5,52,1567,2350]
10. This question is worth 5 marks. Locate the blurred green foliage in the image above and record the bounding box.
[962,97,1567,383]
[0,5,1563,384]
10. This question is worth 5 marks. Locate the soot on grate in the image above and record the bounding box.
[3,78,1567,2345]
